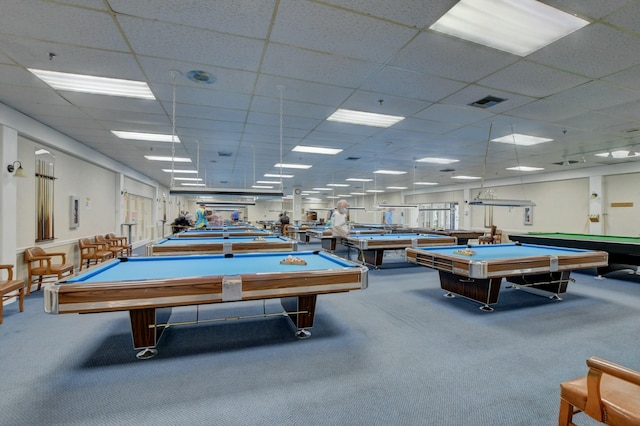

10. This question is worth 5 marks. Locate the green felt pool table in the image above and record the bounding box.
[44,251,368,358]
[509,233,640,276]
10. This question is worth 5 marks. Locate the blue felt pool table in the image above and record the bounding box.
[406,243,608,311]
[44,251,368,358]
[147,235,297,256]
[340,233,457,268]
[174,229,272,238]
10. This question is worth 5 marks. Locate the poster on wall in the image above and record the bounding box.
[70,196,79,228]
[523,206,533,226]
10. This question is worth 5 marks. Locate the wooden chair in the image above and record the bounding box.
[0,265,24,324]
[95,234,127,258]
[105,233,132,256]
[24,247,74,296]
[478,225,498,244]
[78,238,112,271]
[559,357,640,425]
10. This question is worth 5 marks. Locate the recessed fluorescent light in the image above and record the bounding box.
[181,183,206,186]
[29,69,155,99]
[506,166,545,171]
[429,0,589,56]
[373,170,407,175]
[327,109,404,128]
[414,182,438,186]
[416,157,459,164]
[387,186,408,190]
[595,150,640,159]
[256,180,281,184]
[313,187,332,191]
[346,178,373,182]
[145,156,191,162]
[173,177,203,181]
[112,131,180,143]
[492,133,553,146]
[327,183,350,187]
[252,185,273,189]
[292,145,343,155]
[366,189,385,193]
[451,175,481,180]
[274,163,312,169]
[162,169,198,173]
[264,173,294,178]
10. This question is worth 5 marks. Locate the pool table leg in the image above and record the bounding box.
[281,295,317,338]
[129,307,171,359]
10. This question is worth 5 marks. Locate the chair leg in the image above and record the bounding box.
[558,399,575,426]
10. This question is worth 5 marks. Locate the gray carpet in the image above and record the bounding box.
[1,242,638,425]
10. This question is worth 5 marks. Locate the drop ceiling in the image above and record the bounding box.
[2,0,640,195]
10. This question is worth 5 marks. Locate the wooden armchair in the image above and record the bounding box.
[105,233,132,256]
[478,225,499,244]
[559,356,640,425]
[95,234,128,258]
[0,265,24,324]
[78,238,112,270]
[24,247,74,296]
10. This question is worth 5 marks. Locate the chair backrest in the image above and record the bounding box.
[24,247,46,262]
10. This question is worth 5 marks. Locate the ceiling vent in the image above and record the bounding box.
[468,95,506,109]
[345,157,360,161]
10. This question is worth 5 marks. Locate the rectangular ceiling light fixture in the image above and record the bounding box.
[145,156,191,162]
[429,0,589,56]
[416,157,459,164]
[162,169,198,173]
[29,69,156,99]
[492,133,553,146]
[273,163,312,169]
[327,109,405,128]
[112,131,180,143]
[346,178,373,182]
[373,170,407,175]
[506,166,545,171]
[292,145,343,155]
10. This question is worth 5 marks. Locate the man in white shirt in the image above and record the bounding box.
[330,199,349,238]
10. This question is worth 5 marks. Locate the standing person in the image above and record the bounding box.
[383,208,394,225]
[330,200,350,238]
[194,203,211,229]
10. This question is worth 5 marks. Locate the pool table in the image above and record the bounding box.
[406,243,608,311]
[147,236,297,256]
[340,233,457,268]
[509,233,640,276]
[44,251,368,358]
[404,229,486,245]
[174,229,272,238]
[306,227,392,251]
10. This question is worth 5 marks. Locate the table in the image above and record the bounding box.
[44,251,368,358]
[306,227,392,251]
[406,243,608,311]
[174,229,272,238]
[147,236,297,256]
[404,229,486,245]
[509,233,640,276]
[340,233,457,268]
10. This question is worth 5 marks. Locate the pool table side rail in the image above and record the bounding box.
[405,248,608,279]
[44,267,367,314]
[147,240,297,256]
